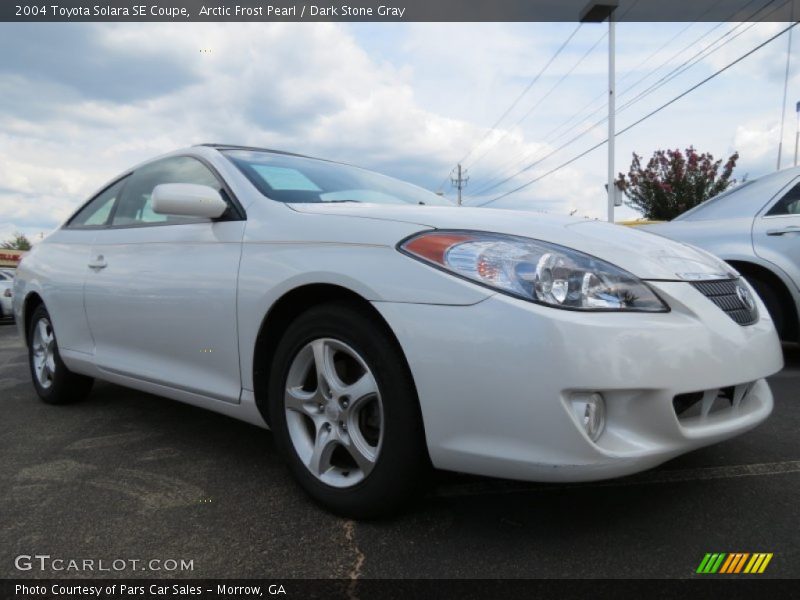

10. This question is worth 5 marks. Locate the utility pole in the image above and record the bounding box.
[450,164,469,206]
[607,13,616,223]
[795,101,800,167]
[778,6,795,170]
[580,1,618,222]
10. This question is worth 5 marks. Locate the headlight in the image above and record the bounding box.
[399,230,668,312]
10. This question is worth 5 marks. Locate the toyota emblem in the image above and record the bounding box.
[736,284,756,312]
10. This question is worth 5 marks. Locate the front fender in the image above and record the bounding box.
[235,241,492,391]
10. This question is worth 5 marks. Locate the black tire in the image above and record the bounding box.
[267,302,429,519]
[27,304,93,404]
[745,275,787,340]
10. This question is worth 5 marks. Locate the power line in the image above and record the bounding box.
[464,28,607,172]
[540,20,708,142]
[471,0,783,200]
[617,0,776,112]
[468,0,768,197]
[465,1,647,186]
[459,23,582,166]
[434,23,582,192]
[469,6,765,197]
[478,20,800,207]
[468,22,728,196]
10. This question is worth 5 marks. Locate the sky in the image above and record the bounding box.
[0,20,799,243]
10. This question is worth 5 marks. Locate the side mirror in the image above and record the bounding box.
[151,183,228,219]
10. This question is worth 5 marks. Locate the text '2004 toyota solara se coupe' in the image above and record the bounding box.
[13,144,783,517]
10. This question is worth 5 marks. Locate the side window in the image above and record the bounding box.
[112,156,224,227]
[767,182,800,216]
[67,177,127,228]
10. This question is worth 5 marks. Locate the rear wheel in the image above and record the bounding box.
[267,302,428,518]
[28,304,93,404]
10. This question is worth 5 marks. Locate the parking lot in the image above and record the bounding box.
[0,320,798,580]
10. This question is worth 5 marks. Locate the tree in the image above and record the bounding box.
[1,233,32,251]
[615,147,738,221]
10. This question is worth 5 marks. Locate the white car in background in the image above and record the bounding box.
[644,168,800,343]
[12,145,783,517]
[0,270,14,320]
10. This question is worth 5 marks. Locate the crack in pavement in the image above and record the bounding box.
[342,520,365,600]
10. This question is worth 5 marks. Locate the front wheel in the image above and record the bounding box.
[28,304,93,404]
[267,302,429,518]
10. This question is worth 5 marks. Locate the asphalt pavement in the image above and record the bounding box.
[0,320,798,579]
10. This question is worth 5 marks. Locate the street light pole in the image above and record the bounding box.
[607,13,616,223]
[580,1,619,223]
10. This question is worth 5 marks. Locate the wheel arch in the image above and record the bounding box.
[728,259,799,341]
[22,291,45,347]
[251,283,420,429]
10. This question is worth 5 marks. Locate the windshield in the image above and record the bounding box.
[223,149,453,206]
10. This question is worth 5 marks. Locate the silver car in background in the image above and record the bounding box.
[0,270,14,320]
[644,168,800,342]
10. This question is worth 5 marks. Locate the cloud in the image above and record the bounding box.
[469,164,607,217]
[1,19,798,245]
[0,22,486,235]
[0,24,199,103]
[3,20,618,236]
[732,115,787,175]
[701,22,792,82]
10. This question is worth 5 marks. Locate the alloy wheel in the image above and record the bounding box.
[284,338,384,488]
[32,317,56,389]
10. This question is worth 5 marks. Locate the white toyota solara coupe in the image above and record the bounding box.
[13,144,783,517]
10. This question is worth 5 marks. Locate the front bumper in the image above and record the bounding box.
[373,280,783,482]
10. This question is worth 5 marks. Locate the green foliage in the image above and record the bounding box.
[1,233,32,251]
[615,147,738,221]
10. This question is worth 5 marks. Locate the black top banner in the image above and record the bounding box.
[2,0,800,22]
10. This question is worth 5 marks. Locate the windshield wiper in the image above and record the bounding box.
[323,199,362,203]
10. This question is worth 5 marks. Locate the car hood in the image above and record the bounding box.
[290,203,732,281]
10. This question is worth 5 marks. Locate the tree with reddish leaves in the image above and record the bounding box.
[615,147,738,221]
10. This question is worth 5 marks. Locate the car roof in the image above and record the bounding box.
[675,165,800,221]
[195,143,348,167]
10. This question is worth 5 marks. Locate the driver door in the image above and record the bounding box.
[83,155,245,403]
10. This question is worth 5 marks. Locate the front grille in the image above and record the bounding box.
[691,279,758,326]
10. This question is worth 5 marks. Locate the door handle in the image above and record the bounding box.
[88,255,107,270]
[766,225,800,236]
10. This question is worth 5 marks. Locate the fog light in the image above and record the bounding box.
[569,392,605,441]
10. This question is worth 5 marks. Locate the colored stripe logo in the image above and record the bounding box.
[696,553,773,574]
